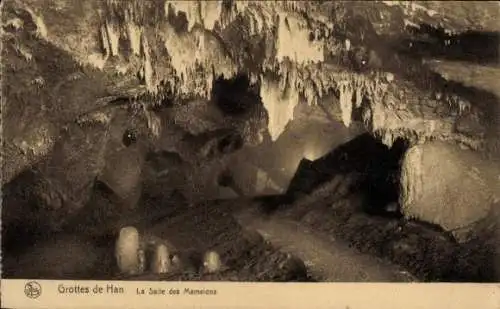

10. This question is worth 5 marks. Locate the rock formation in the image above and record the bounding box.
[400,141,500,242]
[4,0,497,155]
[2,0,499,273]
[115,226,141,275]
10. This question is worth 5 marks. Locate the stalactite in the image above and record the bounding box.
[125,20,142,56]
[260,74,300,141]
[141,35,156,93]
[105,20,120,57]
[275,13,324,65]
[10,0,486,155]
[303,80,318,106]
[200,1,223,30]
[355,82,363,108]
[100,24,111,57]
[23,6,48,39]
[166,1,200,32]
[339,80,354,127]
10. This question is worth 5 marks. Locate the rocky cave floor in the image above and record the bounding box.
[3,136,497,283]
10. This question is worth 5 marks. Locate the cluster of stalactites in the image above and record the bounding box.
[33,0,476,149]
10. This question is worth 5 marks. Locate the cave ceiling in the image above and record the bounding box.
[1,0,499,185]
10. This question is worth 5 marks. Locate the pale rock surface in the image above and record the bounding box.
[98,144,146,209]
[115,226,141,274]
[203,250,222,274]
[399,141,500,242]
[151,243,171,274]
[3,0,493,183]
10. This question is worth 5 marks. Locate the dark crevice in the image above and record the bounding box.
[285,134,409,217]
[166,4,189,34]
[222,0,233,11]
[217,170,245,197]
[351,95,370,122]
[217,133,244,154]
[358,137,408,217]
[400,24,500,66]
[92,179,117,198]
[107,96,133,106]
[375,25,500,143]
[211,73,262,117]
[387,24,500,110]
[145,150,185,168]
[122,128,137,147]
[333,20,500,119]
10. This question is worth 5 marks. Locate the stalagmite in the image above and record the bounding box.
[203,250,222,274]
[151,243,171,274]
[115,226,141,275]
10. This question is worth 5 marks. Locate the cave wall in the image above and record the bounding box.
[400,141,500,242]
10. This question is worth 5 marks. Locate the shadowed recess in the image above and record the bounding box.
[211,73,262,116]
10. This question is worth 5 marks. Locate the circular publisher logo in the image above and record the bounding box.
[25,281,42,299]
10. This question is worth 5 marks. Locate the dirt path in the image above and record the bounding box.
[235,209,417,282]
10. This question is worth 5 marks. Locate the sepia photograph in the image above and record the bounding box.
[1,0,499,295]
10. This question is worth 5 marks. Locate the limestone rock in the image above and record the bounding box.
[98,144,146,209]
[150,243,171,274]
[399,141,500,242]
[3,0,495,186]
[203,250,222,274]
[35,121,110,211]
[115,226,141,275]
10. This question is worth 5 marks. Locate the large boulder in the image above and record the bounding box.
[34,121,110,211]
[1,119,111,240]
[98,143,147,210]
[399,141,500,242]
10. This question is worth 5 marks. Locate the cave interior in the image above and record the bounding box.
[1,0,499,283]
